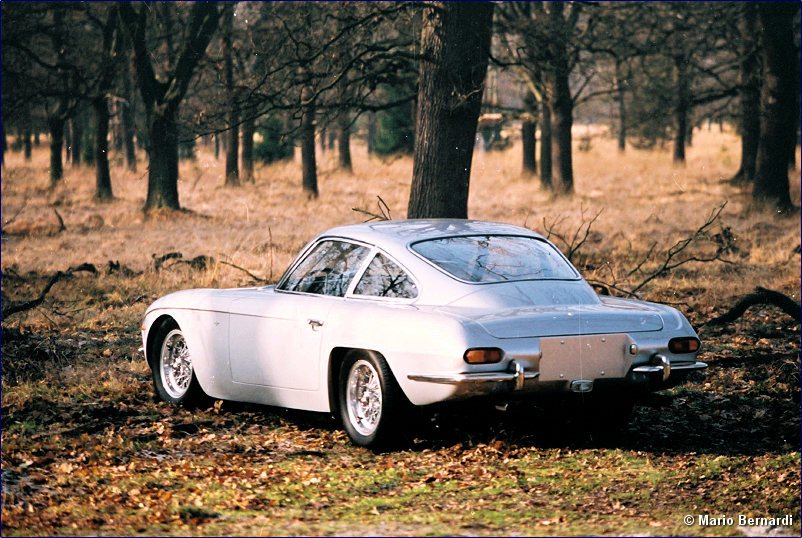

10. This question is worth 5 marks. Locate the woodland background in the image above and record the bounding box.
[1,1,800,536]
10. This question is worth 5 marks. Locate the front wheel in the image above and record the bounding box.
[338,351,400,448]
[150,319,205,405]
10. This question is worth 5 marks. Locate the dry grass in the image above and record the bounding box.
[2,127,799,313]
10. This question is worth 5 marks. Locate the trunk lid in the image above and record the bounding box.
[471,302,663,339]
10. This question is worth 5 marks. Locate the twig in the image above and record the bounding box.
[352,195,392,222]
[52,208,66,232]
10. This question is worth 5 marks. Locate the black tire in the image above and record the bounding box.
[149,318,206,406]
[337,350,400,448]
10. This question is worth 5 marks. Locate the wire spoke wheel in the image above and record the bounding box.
[159,329,193,399]
[346,359,383,437]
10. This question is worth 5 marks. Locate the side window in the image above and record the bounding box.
[279,240,369,296]
[353,253,418,299]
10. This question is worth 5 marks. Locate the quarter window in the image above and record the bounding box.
[353,253,418,299]
[279,240,369,296]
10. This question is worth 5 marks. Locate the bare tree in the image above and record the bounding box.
[118,2,222,212]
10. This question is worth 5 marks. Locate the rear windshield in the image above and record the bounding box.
[410,235,578,283]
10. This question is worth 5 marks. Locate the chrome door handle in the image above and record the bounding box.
[307,319,324,330]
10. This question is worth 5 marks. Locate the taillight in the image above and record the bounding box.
[669,337,700,354]
[463,348,503,364]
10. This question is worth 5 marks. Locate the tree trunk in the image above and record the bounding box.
[407,2,494,219]
[301,86,318,198]
[1,121,6,167]
[34,132,40,147]
[550,77,574,194]
[672,56,689,164]
[319,127,327,153]
[615,59,627,152]
[540,100,552,189]
[214,134,220,159]
[731,4,760,185]
[366,112,376,155]
[241,114,255,183]
[23,125,32,161]
[338,115,353,172]
[522,117,537,176]
[144,112,180,211]
[121,58,137,172]
[64,122,72,163]
[753,3,798,211]
[223,5,239,186]
[94,98,113,201]
[47,117,65,185]
[71,113,84,167]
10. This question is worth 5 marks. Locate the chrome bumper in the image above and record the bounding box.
[632,355,707,382]
[408,360,538,391]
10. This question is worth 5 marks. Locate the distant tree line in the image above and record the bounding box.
[1,1,798,215]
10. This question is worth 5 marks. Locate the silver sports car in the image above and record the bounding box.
[141,219,705,447]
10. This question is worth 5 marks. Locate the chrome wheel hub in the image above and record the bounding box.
[346,360,382,436]
[160,329,192,399]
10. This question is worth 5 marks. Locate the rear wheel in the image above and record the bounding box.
[338,350,400,447]
[150,319,205,405]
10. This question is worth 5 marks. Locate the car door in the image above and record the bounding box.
[228,239,371,390]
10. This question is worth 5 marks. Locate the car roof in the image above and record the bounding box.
[319,219,543,250]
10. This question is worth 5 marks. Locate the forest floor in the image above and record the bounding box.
[1,128,800,536]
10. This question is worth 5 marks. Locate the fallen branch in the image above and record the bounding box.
[591,202,731,298]
[706,287,801,325]
[1,263,97,318]
[219,261,268,283]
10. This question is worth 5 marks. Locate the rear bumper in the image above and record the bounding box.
[407,358,707,398]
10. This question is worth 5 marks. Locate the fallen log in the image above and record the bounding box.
[707,287,801,325]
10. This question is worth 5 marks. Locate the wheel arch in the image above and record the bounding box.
[146,314,179,370]
[327,347,394,415]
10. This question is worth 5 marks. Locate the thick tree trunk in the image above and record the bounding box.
[732,3,760,185]
[408,2,494,219]
[144,113,180,211]
[540,100,552,189]
[338,115,353,172]
[753,3,798,211]
[301,86,318,198]
[522,117,537,176]
[94,98,113,201]
[550,77,574,194]
[672,56,689,164]
[47,117,65,185]
[241,114,255,183]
